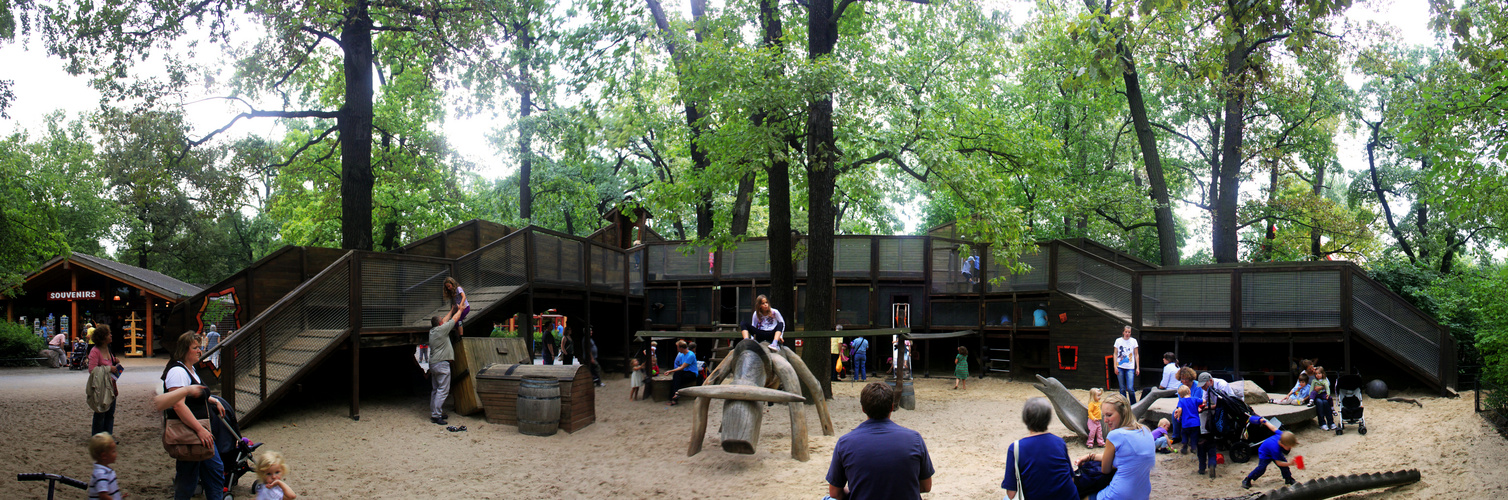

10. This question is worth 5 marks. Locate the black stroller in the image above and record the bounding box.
[1334,374,1367,435]
[1206,390,1273,463]
[66,340,90,371]
[210,395,262,499]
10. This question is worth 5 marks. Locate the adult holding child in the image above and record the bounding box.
[1003,397,1078,499]
[162,331,228,500]
[1076,393,1155,500]
[1113,326,1140,404]
[427,308,462,425]
[740,294,785,350]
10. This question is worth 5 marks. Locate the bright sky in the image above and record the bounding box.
[0,0,1440,254]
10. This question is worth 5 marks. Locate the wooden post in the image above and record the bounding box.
[145,297,155,357]
[1230,269,1241,380]
[6,300,12,323]
[1340,266,1353,376]
[69,266,79,341]
[349,253,363,420]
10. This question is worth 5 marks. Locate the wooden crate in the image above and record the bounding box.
[453,338,530,416]
[476,364,595,433]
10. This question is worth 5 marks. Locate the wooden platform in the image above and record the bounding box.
[1143,394,1318,428]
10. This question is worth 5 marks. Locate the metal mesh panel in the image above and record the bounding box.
[233,262,350,419]
[1352,275,1440,376]
[835,238,872,277]
[985,301,1014,327]
[988,249,1050,292]
[360,258,451,328]
[930,242,975,294]
[533,232,584,283]
[646,289,677,324]
[590,244,626,292]
[931,301,978,327]
[628,249,644,295]
[1055,246,1132,316]
[459,233,527,289]
[877,238,924,277]
[1241,271,1340,328]
[722,240,770,278]
[1142,273,1230,328]
[649,244,713,280]
[836,286,871,325]
[680,288,713,325]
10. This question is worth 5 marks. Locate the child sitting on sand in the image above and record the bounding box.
[88,432,123,500]
[1152,419,1173,453]
[1242,431,1300,489]
[1279,373,1311,405]
[1085,387,1104,447]
[252,451,298,500]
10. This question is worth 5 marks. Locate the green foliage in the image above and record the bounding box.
[0,132,75,297]
[0,321,45,361]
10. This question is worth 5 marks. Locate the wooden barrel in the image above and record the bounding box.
[517,377,561,436]
[898,380,915,410]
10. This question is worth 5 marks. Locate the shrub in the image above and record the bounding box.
[0,321,45,361]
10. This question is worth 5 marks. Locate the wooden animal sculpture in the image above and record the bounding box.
[1031,374,1176,438]
[1200,469,1421,500]
[680,339,835,461]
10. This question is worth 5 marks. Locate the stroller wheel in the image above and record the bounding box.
[1359,425,1368,435]
[1230,446,1251,464]
[1335,426,1343,436]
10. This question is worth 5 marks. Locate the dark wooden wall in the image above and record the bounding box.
[1048,291,1132,389]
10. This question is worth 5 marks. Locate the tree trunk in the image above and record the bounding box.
[730,172,755,237]
[1264,159,1278,261]
[1440,230,1456,274]
[645,0,715,239]
[761,0,796,341]
[1366,121,1415,264]
[517,20,534,221]
[1310,159,1325,259]
[339,0,375,251]
[1121,55,1179,265]
[1213,41,1247,263]
[802,0,839,400]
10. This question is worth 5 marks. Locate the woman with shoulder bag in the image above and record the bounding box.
[1003,397,1078,499]
[87,324,123,435]
[162,331,228,500]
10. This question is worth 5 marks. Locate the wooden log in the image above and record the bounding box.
[688,395,712,457]
[718,351,769,455]
[766,351,810,461]
[676,385,806,403]
[778,346,835,436]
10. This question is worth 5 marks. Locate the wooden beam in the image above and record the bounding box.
[70,266,79,342]
[145,298,155,357]
[349,254,363,421]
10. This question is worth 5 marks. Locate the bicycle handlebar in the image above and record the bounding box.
[16,473,87,489]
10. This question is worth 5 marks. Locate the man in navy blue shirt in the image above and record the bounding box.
[825,382,935,500]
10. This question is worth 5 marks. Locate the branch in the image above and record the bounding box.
[271,40,322,90]
[835,0,930,21]
[189,108,340,148]
[372,25,416,32]
[1244,32,1293,58]
[1095,208,1159,231]
[300,26,343,49]
[266,125,340,171]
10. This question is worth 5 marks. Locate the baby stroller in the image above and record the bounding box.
[1333,374,1367,435]
[67,340,90,371]
[210,395,263,499]
[1207,391,1269,463]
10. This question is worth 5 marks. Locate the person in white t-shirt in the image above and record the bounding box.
[1113,326,1140,404]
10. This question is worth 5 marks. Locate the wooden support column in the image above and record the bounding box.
[349,253,363,421]
[70,267,79,342]
[145,298,155,357]
[6,300,12,323]
[1340,266,1353,376]
[1229,269,1241,379]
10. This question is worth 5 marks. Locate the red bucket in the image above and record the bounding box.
[1294,455,1305,470]
[1216,453,1225,465]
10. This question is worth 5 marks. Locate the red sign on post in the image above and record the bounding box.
[793,339,802,347]
[48,290,100,301]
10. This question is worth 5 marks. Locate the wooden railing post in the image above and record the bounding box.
[349,252,363,421]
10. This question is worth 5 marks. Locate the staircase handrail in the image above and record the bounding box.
[452,224,531,266]
[202,250,356,361]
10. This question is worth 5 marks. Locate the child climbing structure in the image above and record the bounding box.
[159,212,1455,427]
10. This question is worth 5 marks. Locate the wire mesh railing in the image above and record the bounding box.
[360,256,451,328]
[1054,243,1133,316]
[1352,274,1442,378]
[877,237,925,278]
[987,247,1050,293]
[648,244,714,280]
[533,230,585,284]
[590,242,627,292]
[720,240,769,278]
[835,237,872,277]
[628,247,645,295]
[1241,270,1340,328]
[1141,273,1230,328]
[207,251,354,420]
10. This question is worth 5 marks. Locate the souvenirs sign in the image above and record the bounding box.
[48,290,100,301]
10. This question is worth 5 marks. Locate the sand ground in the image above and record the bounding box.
[4,357,1507,499]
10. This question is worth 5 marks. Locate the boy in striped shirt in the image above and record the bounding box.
[88,432,124,499]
